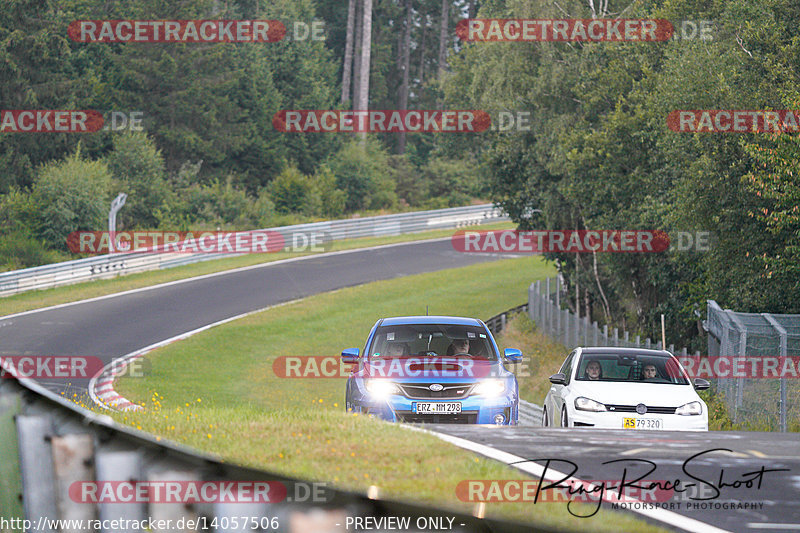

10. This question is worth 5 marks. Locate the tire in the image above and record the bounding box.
[542,407,549,427]
[561,406,569,428]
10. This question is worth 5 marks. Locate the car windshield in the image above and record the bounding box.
[369,324,496,361]
[575,353,689,385]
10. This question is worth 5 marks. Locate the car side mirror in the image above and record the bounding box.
[693,378,710,390]
[341,348,360,364]
[504,348,522,363]
[549,373,566,385]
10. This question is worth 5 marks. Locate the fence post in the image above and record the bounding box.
[603,325,608,345]
[545,277,551,333]
[613,328,619,347]
[635,334,640,348]
[645,338,651,349]
[564,309,570,347]
[556,277,561,341]
[726,311,748,415]
[763,313,788,432]
[593,321,598,346]
[624,331,629,347]
[528,283,536,323]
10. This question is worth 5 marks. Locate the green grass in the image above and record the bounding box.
[113,257,667,532]
[0,222,513,317]
[495,312,571,405]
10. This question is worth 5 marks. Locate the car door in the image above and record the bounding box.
[549,350,576,426]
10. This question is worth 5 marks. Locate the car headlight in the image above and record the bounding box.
[473,379,506,397]
[574,397,607,412]
[675,401,702,416]
[364,379,399,398]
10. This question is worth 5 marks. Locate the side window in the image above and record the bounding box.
[559,351,576,383]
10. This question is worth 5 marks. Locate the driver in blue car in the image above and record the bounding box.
[448,338,470,356]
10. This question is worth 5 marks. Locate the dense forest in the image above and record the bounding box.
[1,0,798,349]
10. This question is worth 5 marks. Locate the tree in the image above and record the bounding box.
[105,132,169,229]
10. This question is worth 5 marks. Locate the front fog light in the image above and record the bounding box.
[474,379,506,397]
[675,401,702,415]
[493,414,506,425]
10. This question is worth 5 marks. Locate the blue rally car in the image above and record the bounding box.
[342,316,522,425]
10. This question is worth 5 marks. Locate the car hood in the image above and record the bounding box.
[568,381,701,407]
[357,357,505,382]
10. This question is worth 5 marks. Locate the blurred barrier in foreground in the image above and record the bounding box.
[0,205,507,298]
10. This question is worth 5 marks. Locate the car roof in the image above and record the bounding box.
[578,347,673,357]
[378,316,484,327]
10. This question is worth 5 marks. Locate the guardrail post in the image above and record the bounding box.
[96,451,146,528]
[17,416,58,532]
[52,435,96,530]
[0,386,24,528]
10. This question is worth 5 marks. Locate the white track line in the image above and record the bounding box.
[419,427,733,533]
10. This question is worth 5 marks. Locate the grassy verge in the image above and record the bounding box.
[495,312,570,406]
[113,257,666,532]
[0,222,513,317]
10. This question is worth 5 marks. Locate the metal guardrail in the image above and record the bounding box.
[484,304,528,336]
[0,372,549,533]
[0,205,507,297]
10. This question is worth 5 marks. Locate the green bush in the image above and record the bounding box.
[29,147,112,250]
[324,140,397,212]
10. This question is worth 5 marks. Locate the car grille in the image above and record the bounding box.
[605,404,677,414]
[395,411,478,424]
[397,383,475,399]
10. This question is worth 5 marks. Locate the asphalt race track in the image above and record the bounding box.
[2,238,798,532]
[0,239,516,396]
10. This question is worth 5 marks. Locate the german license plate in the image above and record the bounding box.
[623,417,662,429]
[413,402,462,414]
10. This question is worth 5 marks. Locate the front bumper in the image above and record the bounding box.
[570,410,708,431]
[351,390,518,425]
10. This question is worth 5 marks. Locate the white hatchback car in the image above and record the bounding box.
[543,347,709,431]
